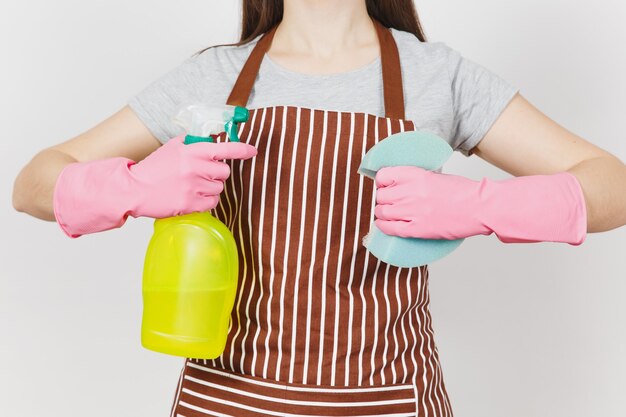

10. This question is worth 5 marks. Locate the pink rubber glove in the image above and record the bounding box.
[374,166,587,245]
[53,134,257,238]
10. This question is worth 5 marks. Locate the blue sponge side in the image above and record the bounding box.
[362,225,464,268]
[358,130,464,268]
[358,131,453,179]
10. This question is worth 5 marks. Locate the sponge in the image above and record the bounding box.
[357,130,464,268]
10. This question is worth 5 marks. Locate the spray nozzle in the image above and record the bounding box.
[172,104,249,144]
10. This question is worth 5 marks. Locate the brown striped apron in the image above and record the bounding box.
[169,17,454,417]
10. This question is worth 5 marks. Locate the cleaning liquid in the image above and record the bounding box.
[141,103,249,359]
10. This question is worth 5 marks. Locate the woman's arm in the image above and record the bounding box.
[12,106,161,221]
[471,92,626,233]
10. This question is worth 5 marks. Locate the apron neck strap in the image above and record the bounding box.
[226,17,405,120]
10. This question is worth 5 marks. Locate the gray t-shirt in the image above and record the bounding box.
[128,27,519,157]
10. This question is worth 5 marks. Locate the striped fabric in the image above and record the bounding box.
[168,106,454,416]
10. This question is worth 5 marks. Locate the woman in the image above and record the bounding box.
[12,0,626,416]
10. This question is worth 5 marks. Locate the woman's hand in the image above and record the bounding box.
[53,134,258,238]
[374,165,587,245]
[126,134,257,218]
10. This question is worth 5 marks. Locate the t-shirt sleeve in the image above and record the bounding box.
[445,44,520,157]
[127,54,206,145]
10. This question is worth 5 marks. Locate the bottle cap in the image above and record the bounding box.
[173,103,249,143]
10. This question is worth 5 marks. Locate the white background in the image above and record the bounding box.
[2,1,625,416]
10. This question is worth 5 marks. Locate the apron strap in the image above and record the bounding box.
[226,17,405,120]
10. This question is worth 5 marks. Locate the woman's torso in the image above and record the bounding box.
[167,20,454,417]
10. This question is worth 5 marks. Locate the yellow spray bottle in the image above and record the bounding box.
[141,103,249,359]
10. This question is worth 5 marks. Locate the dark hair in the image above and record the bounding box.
[191,0,427,57]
